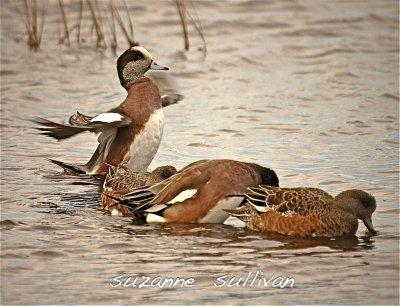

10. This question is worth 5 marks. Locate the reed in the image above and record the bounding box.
[22,0,47,51]
[87,0,106,49]
[106,2,118,54]
[58,0,70,46]
[175,0,189,51]
[175,0,207,56]
[76,0,83,45]
[20,0,205,54]
[112,1,137,48]
[187,2,207,57]
[123,0,134,46]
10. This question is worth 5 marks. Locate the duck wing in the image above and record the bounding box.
[245,186,334,216]
[33,111,131,141]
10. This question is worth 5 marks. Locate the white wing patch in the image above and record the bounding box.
[91,113,124,123]
[169,189,197,204]
[146,213,166,223]
[144,190,197,223]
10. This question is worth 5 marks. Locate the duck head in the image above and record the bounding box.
[336,189,377,234]
[247,163,279,187]
[260,167,279,187]
[146,165,178,185]
[117,46,169,88]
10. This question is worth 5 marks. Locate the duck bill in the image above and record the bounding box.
[150,61,169,71]
[363,217,377,235]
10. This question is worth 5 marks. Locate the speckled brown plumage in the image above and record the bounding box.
[227,186,377,237]
[101,164,177,216]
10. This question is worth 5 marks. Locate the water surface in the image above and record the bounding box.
[1,0,399,305]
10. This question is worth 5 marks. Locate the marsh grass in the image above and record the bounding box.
[58,0,70,46]
[187,1,207,57]
[176,0,189,51]
[105,2,118,54]
[75,0,83,45]
[22,0,206,54]
[86,0,106,50]
[22,0,47,51]
[176,0,207,56]
[112,1,138,49]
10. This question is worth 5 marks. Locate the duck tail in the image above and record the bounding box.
[103,189,166,223]
[121,188,156,210]
[103,187,156,213]
[48,158,86,175]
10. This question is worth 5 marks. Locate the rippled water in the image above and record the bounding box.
[1,0,399,305]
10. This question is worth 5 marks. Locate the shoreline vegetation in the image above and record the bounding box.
[21,0,206,55]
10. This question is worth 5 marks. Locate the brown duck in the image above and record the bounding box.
[101,164,177,216]
[34,46,175,175]
[226,186,377,237]
[114,159,279,224]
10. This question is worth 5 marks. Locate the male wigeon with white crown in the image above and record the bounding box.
[111,159,280,223]
[35,46,172,175]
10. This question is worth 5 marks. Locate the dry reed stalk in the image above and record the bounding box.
[104,1,117,54]
[122,0,134,45]
[22,0,47,51]
[20,0,206,55]
[175,0,189,51]
[58,0,70,46]
[87,0,106,49]
[187,1,207,57]
[76,0,83,45]
[112,2,137,48]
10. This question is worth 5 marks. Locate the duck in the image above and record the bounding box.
[112,159,279,223]
[226,186,377,237]
[34,46,173,175]
[101,163,177,216]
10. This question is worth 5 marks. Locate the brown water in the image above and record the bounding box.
[1,0,399,305]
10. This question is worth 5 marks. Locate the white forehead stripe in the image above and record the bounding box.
[130,46,153,60]
[91,113,124,123]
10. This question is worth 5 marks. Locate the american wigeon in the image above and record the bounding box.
[101,164,177,216]
[226,186,377,237]
[34,46,172,175]
[113,159,279,223]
